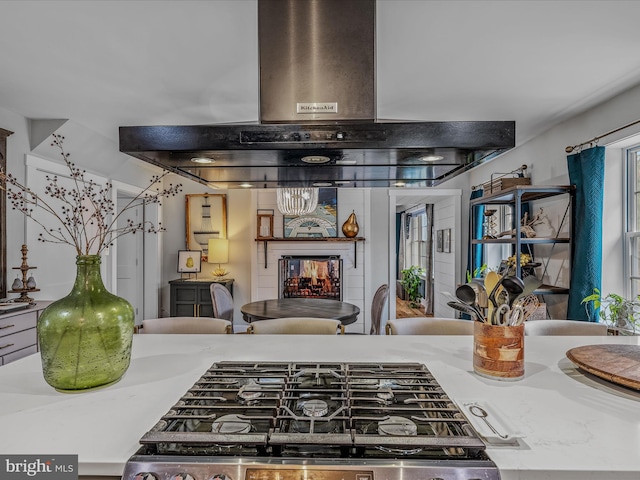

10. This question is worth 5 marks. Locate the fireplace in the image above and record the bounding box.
[279,256,342,300]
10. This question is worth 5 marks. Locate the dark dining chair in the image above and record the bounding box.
[210,283,234,321]
[370,284,389,335]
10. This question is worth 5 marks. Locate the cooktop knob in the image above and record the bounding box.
[210,474,229,480]
[171,474,195,480]
[134,473,158,480]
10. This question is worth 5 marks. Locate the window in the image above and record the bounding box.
[626,145,640,298]
[407,210,428,272]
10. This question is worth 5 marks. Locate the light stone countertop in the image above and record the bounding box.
[0,334,638,480]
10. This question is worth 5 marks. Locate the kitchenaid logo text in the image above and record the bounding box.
[2,455,77,480]
[297,102,338,113]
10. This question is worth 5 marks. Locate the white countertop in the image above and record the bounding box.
[0,334,639,480]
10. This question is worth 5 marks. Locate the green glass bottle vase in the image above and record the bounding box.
[38,255,134,392]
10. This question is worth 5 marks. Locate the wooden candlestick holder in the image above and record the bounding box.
[8,244,39,303]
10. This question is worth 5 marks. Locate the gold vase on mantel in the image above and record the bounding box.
[342,210,359,238]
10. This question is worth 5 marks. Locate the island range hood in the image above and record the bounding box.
[119,0,515,189]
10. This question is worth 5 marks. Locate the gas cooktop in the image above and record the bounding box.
[123,362,500,480]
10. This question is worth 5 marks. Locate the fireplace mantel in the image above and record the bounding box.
[255,237,365,268]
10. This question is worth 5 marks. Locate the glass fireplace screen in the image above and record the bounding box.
[279,256,342,300]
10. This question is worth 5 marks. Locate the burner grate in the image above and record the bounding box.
[138,362,485,458]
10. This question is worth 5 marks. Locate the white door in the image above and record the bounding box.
[116,194,144,324]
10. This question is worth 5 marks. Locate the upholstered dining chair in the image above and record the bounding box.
[246,317,344,334]
[141,317,232,334]
[385,317,474,335]
[370,284,389,335]
[210,283,234,321]
[524,319,608,336]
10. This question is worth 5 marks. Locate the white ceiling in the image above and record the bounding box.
[2,0,640,149]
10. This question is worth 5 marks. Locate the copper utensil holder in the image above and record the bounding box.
[473,322,524,380]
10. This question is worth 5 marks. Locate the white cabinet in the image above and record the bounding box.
[0,302,51,366]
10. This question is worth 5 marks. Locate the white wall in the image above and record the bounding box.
[433,195,461,318]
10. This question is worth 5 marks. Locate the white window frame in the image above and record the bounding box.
[625,146,640,299]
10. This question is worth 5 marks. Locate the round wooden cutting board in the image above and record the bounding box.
[566,344,640,390]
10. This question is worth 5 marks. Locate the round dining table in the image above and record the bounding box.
[240,298,360,325]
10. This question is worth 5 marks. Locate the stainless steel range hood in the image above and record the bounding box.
[119,0,515,189]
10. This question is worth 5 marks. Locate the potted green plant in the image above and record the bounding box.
[400,265,426,308]
[581,288,639,334]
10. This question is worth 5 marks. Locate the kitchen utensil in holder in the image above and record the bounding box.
[473,321,524,380]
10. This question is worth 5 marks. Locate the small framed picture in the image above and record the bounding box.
[444,228,452,253]
[436,230,443,252]
[257,209,274,239]
[177,250,202,273]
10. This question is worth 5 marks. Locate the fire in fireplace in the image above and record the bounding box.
[279,256,342,300]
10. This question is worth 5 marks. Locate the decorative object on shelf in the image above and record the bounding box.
[482,209,497,239]
[502,253,540,276]
[480,164,530,195]
[498,208,552,238]
[341,210,359,238]
[185,193,227,262]
[276,187,318,216]
[39,255,134,392]
[8,244,40,302]
[257,209,274,239]
[400,265,425,308]
[177,250,202,274]
[208,238,230,278]
[284,188,337,238]
[11,276,23,290]
[0,133,181,392]
[26,276,36,289]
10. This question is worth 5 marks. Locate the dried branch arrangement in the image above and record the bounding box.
[0,134,182,255]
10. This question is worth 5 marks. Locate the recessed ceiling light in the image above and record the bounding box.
[393,182,406,187]
[312,182,333,187]
[301,155,331,164]
[333,180,351,185]
[420,155,444,162]
[335,159,357,165]
[190,157,214,164]
[239,183,253,188]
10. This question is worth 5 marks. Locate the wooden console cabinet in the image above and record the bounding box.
[169,279,234,317]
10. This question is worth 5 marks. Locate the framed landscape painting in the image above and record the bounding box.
[284,188,337,238]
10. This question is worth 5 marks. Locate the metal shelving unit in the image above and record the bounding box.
[470,185,575,295]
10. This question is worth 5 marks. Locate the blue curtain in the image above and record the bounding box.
[467,189,485,278]
[566,146,605,321]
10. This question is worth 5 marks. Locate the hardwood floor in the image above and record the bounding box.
[395,296,428,318]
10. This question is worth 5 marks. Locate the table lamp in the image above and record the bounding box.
[208,238,230,278]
